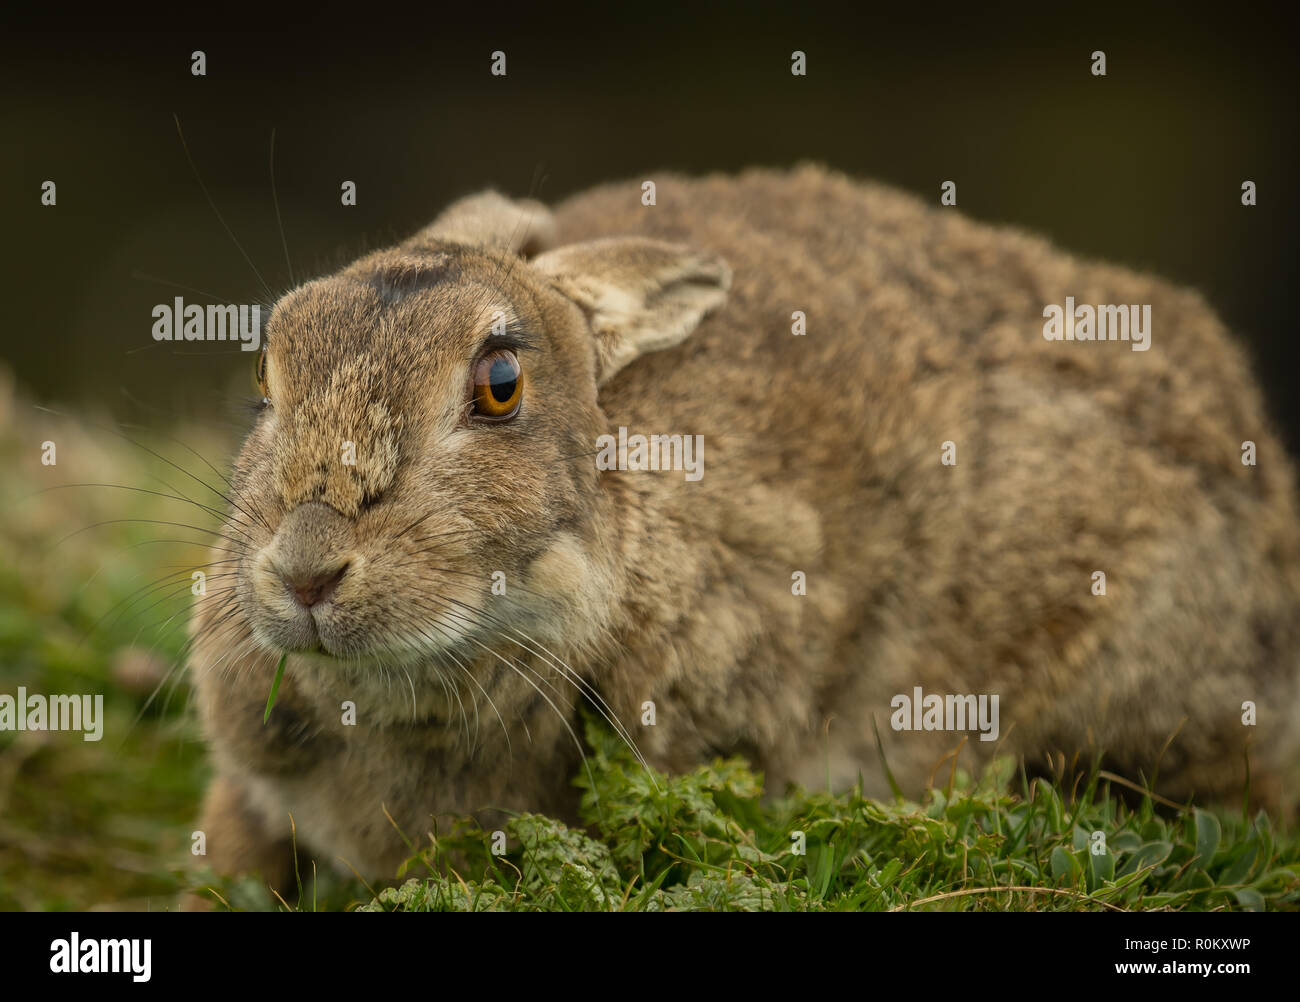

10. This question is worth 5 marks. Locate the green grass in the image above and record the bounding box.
[2,390,1299,912]
[344,716,1300,912]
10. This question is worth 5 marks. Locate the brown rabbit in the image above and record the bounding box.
[189,165,1300,895]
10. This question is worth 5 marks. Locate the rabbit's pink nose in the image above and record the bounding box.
[283,563,348,608]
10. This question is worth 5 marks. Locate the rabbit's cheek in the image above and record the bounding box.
[527,533,617,645]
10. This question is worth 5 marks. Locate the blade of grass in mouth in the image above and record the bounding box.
[264,652,288,724]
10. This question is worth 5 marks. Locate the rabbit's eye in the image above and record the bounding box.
[471,349,523,420]
[255,347,270,402]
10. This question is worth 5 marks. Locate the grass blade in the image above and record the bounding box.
[264,652,288,724]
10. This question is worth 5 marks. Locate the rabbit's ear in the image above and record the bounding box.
[404,191,556,257]
[532,237,731,385]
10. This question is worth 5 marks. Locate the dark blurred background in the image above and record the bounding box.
[2,4,1296,446]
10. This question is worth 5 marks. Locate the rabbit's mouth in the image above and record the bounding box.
[235,497,506,663]
[242,542,491,668]
[228,517,610,730]
[244,571,481,665]
[245,552,351,656]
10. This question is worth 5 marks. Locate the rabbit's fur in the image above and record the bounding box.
[191,165,1300,890]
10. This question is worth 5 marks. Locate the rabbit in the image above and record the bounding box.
[188,164,1300,896]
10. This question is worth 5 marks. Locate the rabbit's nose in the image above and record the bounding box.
[282,563,348,608]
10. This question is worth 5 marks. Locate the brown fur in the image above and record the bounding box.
[189,165,1300,894]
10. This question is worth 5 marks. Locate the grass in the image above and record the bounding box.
[2,381,1298,912]
[345,716,1300,912]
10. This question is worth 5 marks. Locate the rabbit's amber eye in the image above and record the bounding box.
[472,349,523,419]
[255,347,270,401]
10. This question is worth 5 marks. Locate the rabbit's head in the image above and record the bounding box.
[218,192,730,715]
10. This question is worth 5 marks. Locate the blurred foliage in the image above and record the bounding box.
[0,371,225,909]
